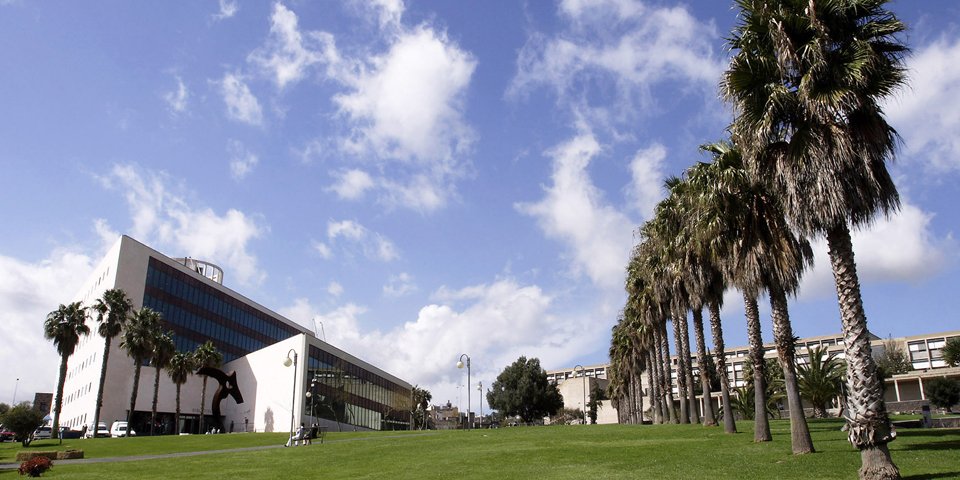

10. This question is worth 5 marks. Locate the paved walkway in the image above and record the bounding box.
[0,432,436,471]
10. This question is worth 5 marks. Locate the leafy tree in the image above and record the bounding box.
[874,339,911,379]
[43,301,90,435]
[121,307,162,434]
[942,338,960,368]
[724,0,909,475]
[487,356,563,423]
[91,288,133,436]
[149,330,176,435]
[0,403,10,416]
[193,340,223,434]
[797,346,845,418]
[0,403,44,446]
[926,378,960,413]
[587,384,606,424]
[166,350,195,434]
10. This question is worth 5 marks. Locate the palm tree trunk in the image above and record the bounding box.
[199,377,208,434]
[92,337,112,436]
[175,383,182,434]
[127,362,142,436]
[678,311,698,423]
[826,224,900,480]
[744,292,772,442]
[647,351,660,424]
[671,314,691,424]
[635,372,644,424]
[656,323,678,423]
[692,307,716,426]
[53,355,68,434]
[709,302,737,434]
[769,284,815,454]
[151,365,161,436]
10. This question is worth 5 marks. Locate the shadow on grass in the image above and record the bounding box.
[895,428,960,438]
[903,472,960,480]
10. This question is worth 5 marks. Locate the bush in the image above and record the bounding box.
[927,378,960,413]
[18,457,52,477]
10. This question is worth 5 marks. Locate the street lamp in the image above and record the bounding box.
[477,381,483,429]
[12,378,19,405]
[574,365,585,424]
[283,349,298,442]
[457,354,471,430]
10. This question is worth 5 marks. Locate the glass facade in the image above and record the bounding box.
[305,345,410,430]
[142,257,302,363]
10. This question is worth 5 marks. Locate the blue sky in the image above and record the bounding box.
[1,0,957,411]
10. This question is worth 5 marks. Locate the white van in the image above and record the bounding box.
[84,422,110,438]
[110,421,136,437]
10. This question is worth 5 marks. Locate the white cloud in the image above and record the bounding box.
[516,132,635,290]
[327,281,344,297]
[884,35,960,172]
[0,248,96,403]
[383,272,417,297]
[626,143,666,220]
[163,76,189,113]
[316,219,399,262]
[328,169,374,200]
[799,201,954,298]
[327,220,367,241]
[219,73,264,125]
[213,0,238,21]
[227,139,259,180]
[101,164,267,286]
[248,3,325,90]
[282,277,603,408]
[312,241,332,259]
[509,0,722,119]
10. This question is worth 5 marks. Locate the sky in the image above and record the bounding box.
[1,0,958,413]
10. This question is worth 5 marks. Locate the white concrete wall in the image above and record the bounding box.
[223,334,306,434]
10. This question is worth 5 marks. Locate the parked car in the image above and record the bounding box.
[32,426,53,440]
[110,421,135,438]
[84,422,110,438]
[0,425,14,442]
[59,427,83,439]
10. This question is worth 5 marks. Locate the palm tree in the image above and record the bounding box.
[90,288,133,436]
[797,346,845,418]
[411,386,432,430]
[724,1,908,475]
[120,307,161,434]
[43,302,90,435]
[166,351,195,434]
[193,340,223,434]
[149,331,176,435]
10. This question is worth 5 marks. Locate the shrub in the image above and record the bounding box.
[927,378,960,413]
[18,456,52,477]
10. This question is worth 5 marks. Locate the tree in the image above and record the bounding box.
[121,307,162,434]
[149,330,176,435]
[193,340,223,434]
[942,338,960,368]
[91,288,133,437]
[0,403,10,416]
[411,386,432,430]
[487,357,563,423]
[874,339,911,379]
[587,384,606,424]
[0,403,44,447]
[166,350,195,434]
[43,301,90,435]
[724,1,909,476]
[926,378,959,413]
[797,346,845,418]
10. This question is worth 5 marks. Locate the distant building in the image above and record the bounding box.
[54,235,412,435]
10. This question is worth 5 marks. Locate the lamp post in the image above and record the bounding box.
[457,354,471,430]
[12,378,19,405]
[283,349,298,442]
[477,381,483,429]
[574,365,585,424]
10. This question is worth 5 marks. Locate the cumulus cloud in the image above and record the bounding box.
[213,0,238,21]
[799,201,954,298]
[100,164,267,285]
[314,219,399,262]
[219,73,264,125]
[328,169,375,200]
[327,281,344,297]
[163,76,189,113]
[516,132,635,290]
[227,139,259,180]
[383,272,417,297]
[626,143,667,220]
[509,0,722,120]
[248,3,333,90]
[282,277,603,406]
[884,35,960,172]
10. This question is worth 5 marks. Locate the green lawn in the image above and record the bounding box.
[1,420,957,479]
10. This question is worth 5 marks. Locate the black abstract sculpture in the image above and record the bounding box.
[198,367,244,433]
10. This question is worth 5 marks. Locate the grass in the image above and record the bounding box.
[1,419,957,479]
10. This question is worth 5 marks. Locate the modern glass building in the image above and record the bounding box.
[55,235,412,435]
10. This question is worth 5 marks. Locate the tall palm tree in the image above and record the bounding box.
[149,331,176,435]
[724,2,908,475]
[166,351,195,434]
[43,302,90,435]
[193,340,223,434]
[120,307,161,435]
[797,346,845,418]
[90,288,133,435]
